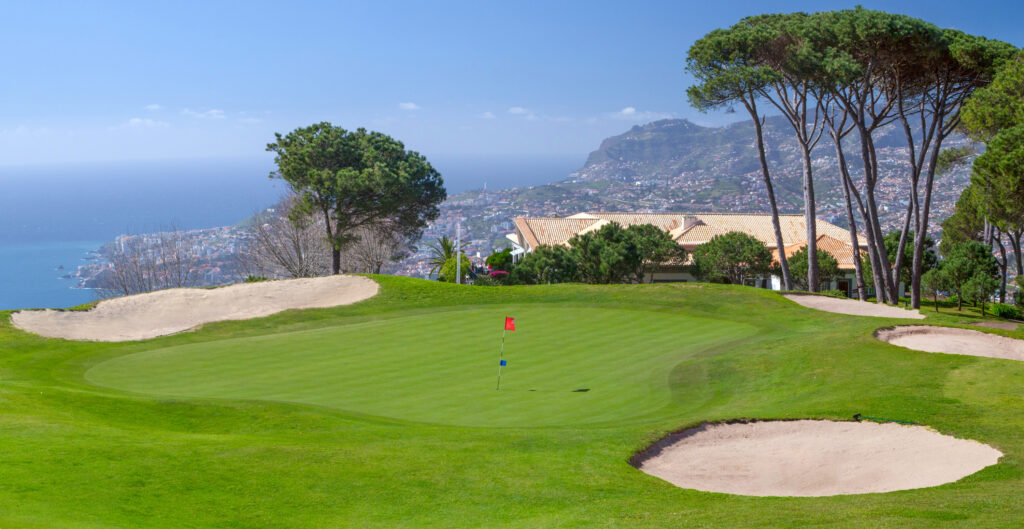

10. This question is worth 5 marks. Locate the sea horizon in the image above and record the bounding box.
[0,154,582,310]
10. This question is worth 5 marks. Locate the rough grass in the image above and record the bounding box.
[0,276,1021,528]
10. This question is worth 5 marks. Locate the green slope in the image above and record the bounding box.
[0,276,1021,529]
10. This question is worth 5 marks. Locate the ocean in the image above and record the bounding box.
[0,154,581,310]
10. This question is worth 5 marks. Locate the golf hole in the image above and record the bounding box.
[633,420,1001,497]
[876,325,1024,362]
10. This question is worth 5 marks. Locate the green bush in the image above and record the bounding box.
[819,289,847,299]
[245,275,269,283]
[991,303,1022,320]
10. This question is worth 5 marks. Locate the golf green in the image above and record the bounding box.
[4,276,1022,528]
[85,306,756,427]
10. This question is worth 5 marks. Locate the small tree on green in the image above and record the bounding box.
[691,231,773,285]
[787,247,840,292]
[943,241,1001,310]
[920,268,945,313]
[962,272,1000,317]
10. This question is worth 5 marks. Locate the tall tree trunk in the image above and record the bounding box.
[892,198,914,296]
[911,143,943,308]
[746,101,793,290]
[801,148,819,292]
[854,122,890,304]
[833,135,867,300]
[1009,229,1023,275]
[322,208,341,275]
[994,229,1008,304]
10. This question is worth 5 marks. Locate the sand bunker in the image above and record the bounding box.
[876,325,1024,362]
[784,294,925,319]
[10,275,379,342]
[635,420,1001,497]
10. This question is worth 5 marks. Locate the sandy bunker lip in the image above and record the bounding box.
[876,325,1024,362]
[783,294,925,319]
[634,420,1001,497]
[10,275,379,342]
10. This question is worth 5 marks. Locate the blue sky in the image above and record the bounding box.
[1,1,1022,166]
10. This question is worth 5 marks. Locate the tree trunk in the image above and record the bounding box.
[801,148,819,292]
[892,197,914,294]
[747,103,793,291]
[854,124,889,304]
[994,229,1008,304]
[834,138,867,300]
[911,140,944,309]
[1009,229,1023,275]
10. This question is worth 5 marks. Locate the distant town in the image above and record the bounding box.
[69,127,978,292]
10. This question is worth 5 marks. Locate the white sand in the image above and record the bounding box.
[784,294,925,319]
[877,325,1024,362]
[10,275,379,342]
[636,420,1001,497]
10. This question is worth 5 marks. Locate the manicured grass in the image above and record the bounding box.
[1,276,1022,528]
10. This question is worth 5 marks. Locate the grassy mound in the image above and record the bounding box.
[1,276,1022,528]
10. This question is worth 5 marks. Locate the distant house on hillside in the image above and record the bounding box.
[509,212,878,297]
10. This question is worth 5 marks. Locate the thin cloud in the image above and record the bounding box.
[479,111,496,119]
[608,107,673,121]
[144,104,161,111]
[182,108,226,119]
[507,106,529,115]
[115,117,169,129]
[398,102,421,110]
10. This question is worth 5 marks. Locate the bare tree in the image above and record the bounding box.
[236,195,332,279]
[98,227,201,298]
[346,222,414,274]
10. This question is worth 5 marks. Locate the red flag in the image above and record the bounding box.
[504,317,515,331]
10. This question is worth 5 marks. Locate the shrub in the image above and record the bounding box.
[485,248,513,272]
[819,289,847,299]
[473,275,500,287]
[245,275,269,283]
[691,231,772,284]
[512,245,578,285]
[991,303,1022,320]
[788,247,841,291]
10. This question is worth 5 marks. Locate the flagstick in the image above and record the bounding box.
[496,325,506,390]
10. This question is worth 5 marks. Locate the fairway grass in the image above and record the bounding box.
[2,276,1023,528]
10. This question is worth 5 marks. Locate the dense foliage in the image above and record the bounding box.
[691,231,773,285]
[511,222,686,285]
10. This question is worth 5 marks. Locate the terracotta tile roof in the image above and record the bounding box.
[513,213,865,268]
[781,234,863,270]
[512,217,600,249]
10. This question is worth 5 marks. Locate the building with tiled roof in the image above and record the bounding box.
[510,212,872,296]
